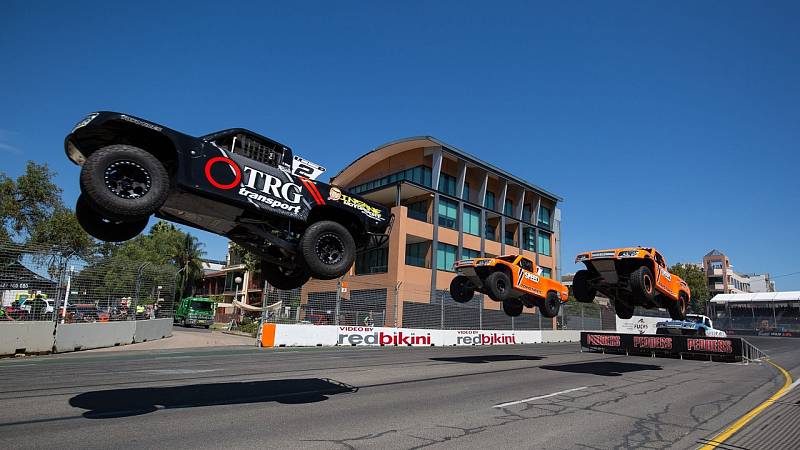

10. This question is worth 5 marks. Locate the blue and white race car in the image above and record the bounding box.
[656,314,727,337]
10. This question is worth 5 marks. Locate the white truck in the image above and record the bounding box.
[656,314,726,337]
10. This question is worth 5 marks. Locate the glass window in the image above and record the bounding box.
[523,204,532,223]
[351,165,432,193]
[463,248,480,259]
[438,173,457,196]
[462,181,470,201]
[438,197,458,229]
[504,199,514,216]
[485,191,495,210]
[462,206,480,235]
[522,227,535,251]
[538,206,551,228]
[407,200,428,222]
[355,247,388,275]
[485,221,496,241]
[518,258,534,272]
[405,242,428,268]
[504,229,516,246]
[540,267,552,279]
[537,231,551,256]
[436,243,457,271]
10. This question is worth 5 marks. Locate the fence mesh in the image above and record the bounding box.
[0,242,177,323]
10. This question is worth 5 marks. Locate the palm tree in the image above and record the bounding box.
[173,233,205,301]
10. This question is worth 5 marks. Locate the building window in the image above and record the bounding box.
[224,271,244,291]
[504,229,516,246]
[523,204,532,223]
[462,181,470,201]
[540,267,552,279]
[407,200,428,222]
[438,197,458,229]
[538,206,551,228]
[485,221,497,241]
[463,248,480,259]
[504,199,514,216]
[355,247,388,275]
[537,231,551,256]
[351,165,432,194]
[436,243,457,271]
[485,191,495,210]
[462,206,480,235]
[405,242,429,268]
[522,227,535,251]
[438,173,457,196]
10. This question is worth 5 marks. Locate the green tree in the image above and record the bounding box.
[229,242,260,273]
[669,263,710,314]
[0,162,64,238]
[173,232,205,300]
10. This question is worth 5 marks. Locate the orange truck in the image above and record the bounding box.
[572,247,690,320]
[450,255,569,318]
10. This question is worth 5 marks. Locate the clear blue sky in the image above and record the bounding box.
[2,1,799,289]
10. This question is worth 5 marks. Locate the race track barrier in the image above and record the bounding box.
[580,331,745,362]
[0,322,56,355]
[133,318,173,343]
[258,323,584,348]
[54,321,137,353]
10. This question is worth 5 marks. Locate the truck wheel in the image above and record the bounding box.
[668,292,688,320]
[614,300,634,320]
[262,262,311,290]
[299,221,356,280]
[80,145,170,221]
[572,270,596,303]
[449,276,475,303]
[630,266,656,303]
[503,299,523,317]
[485,271,511,302]
[539,291,561,318]
[75,195,148,242]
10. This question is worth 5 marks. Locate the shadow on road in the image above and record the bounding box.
[540,361,662,376]
[431,355,544,364]
[69,378,357,419]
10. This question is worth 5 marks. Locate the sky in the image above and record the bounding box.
[2,1,799,289]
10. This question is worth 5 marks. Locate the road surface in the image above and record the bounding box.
[0,337,797,449]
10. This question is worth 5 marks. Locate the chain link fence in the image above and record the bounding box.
[259,277,617,331]
[0,242,177,323]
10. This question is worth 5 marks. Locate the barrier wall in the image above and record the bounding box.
[133,318,173,343]
[580,331,744,361]
[259,324,582,348]
[54,321,136,353]
[0,322,56,356]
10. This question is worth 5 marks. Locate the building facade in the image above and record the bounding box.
[703,249,774,296]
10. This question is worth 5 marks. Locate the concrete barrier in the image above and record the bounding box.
[133,318,173,343]
[541,330,581,343]
[0,322,55,356]
[54,321,136,353]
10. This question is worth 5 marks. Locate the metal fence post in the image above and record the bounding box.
[581,304,585,330]
[394,282,401,328]
[335,278,342,326]
[479,295,483,330]
[440,291,445,330]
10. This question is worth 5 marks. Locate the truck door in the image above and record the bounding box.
[653,251,677,298]
[516,257,542,295]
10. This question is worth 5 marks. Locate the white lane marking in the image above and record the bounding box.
[786,378,800,393]
[493,386,588,408]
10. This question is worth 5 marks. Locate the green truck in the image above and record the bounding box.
[174,297,215,328]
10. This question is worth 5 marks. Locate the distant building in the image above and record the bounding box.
[749,273,776,293]
[702,249,775,296]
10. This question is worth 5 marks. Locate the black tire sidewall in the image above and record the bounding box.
[572,270,597,303]
[80,145,169,221]
[450,276,474,303]
[615,300,634,319]
[262,262,311,290]
[299,221,356,280]
[75,195,148,242]
[502,299,523,317]
[540,291,561,318]
[485,271,511,302]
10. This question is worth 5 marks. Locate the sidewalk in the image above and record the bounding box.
[87,328,255,352]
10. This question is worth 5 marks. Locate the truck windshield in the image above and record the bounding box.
[190,301,213,311]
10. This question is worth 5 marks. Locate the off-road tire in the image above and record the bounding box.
[75,195,148,242]
[262,261,311,290]
[539,291,562,318]
[502,299,523,317]
[614,299,635,320]
[485,271,512,302]
[449,275,475,303]
[572,270,596,303]
[299,221,356,280]
[80,145,169,221]
[668,292,688,321]
[630,266,656,303]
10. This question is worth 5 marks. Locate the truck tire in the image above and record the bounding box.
[503,299,523,317]
[262,262,311,291]
[630,266,655,303]
[75,195,148,242]
[449,275,475,303]
[80,145,170,221]
[539,291,561,318]
[572,270,596,303]
[485,271,511,302]
[299,221,356,280]
[668,292,688,320]
[614,299,634,320]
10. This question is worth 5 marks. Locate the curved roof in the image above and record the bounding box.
[332,136,562,202]
[711,292,800,303]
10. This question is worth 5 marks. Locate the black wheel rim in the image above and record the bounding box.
[496,278,506,294]
[315,233,344,265]
[104,160,152,199]
[548,295,558,311]
[643,274,653,293]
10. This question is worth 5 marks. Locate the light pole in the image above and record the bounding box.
[156,285,163,318]
[233,276,243,321]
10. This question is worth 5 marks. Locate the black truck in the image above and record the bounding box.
[65,112,391,289]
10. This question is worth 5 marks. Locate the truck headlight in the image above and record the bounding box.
[71,113,99,133]
[576,254,589,262]
[619,250,639,257]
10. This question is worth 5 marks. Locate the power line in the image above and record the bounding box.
[772,271,800,279]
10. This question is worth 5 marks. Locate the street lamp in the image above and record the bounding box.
[233,276,243,319]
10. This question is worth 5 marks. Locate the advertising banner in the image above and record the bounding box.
[580,332,743,360]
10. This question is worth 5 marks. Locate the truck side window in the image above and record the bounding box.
[518,258,533,272]
[654,252,665,268]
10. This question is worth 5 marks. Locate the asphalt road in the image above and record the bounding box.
[0,337,797,449]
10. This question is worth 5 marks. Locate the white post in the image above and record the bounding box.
[61,266,73,324]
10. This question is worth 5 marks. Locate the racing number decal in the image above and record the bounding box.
[205,157,241,190]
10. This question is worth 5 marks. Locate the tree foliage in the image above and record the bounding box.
[229,242,260,273]
[669,263,710,314]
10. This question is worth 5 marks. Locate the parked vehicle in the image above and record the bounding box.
[656,314,726,337]
[65,304,100,323]
[65,112,392,289]
[572,247,690,321]
[174,297,215,328]
[450,255,569,318]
